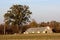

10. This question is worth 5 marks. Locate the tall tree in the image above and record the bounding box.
[4,4,32,33]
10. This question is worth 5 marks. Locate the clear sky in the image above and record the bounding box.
[0,0,60,23]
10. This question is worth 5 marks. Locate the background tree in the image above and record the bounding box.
[50,21,60,33]
[39,22,47,27]
[0,24,4,34]
[4,4,32,33]
[29,19,38,28]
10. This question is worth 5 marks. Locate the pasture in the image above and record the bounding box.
[0,33,60,40]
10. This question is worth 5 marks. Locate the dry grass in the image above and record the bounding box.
[0,33,60,40]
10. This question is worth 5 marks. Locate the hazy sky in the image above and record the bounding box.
[0,0,60,23]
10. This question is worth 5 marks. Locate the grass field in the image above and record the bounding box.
[0,33,60,40]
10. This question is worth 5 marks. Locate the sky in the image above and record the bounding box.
[0,0,60,23]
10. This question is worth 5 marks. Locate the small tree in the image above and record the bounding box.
[29,19,38,28]
[4,4,32,33]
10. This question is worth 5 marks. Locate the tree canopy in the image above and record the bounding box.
[4,4,32,26]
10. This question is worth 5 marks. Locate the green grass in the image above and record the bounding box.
[0,33,60,40]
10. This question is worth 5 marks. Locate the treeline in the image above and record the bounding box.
[0,20,60,34]
[0,24,29,34]
[29,20,60,33]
